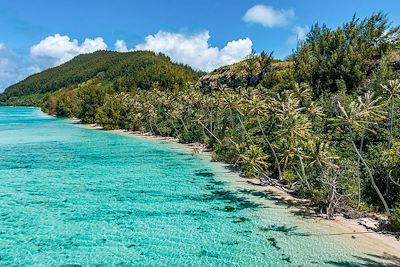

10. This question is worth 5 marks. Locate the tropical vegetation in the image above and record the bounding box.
[1,13,400,229]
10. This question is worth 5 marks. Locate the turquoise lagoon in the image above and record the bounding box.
[0,107,385,266]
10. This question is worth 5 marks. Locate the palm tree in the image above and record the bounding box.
[305,138,339,170]
[308,101,325,120]
[246,90,282,180]
[383,141,400,193]
[271,91,313,186]
[354,91,386,203]
[291,82,313,105]
[235,144,270,179]
[221,89,255,145]
[170,103,189,133]
[195,114,222,145]
[381,79,400,147]
[335,96,390,215]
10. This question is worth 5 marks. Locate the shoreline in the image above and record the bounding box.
[80,123,400,259]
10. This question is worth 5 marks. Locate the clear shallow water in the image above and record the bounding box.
[0,107,380,266]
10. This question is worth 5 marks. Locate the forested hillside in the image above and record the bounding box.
[0,50,201,105]
[2,13,400,230]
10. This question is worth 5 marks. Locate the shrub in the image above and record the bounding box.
[389,206,400,231]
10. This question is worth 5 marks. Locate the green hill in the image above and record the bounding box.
[0,50,202,105]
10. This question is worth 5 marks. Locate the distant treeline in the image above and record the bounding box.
[0,50,202,105]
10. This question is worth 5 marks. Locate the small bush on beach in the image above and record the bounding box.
[390,206,400,231]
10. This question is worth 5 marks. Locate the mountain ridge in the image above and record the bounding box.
[0,50,202,105]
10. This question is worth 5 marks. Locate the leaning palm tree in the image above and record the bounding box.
[381,79,400,147]
[195,114,222,145]
[305,138,339,170]
[235,143,270,180]
[221,89,255,145]
[354,91,386,203]
[383,141,400,187]
[335,95,390,215]
[270,91,313,185]
[246,90,282,180]
[290,82,313,105]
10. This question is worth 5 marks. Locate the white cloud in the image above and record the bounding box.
[1,30,252,91]
[287,25,309,45]
[134,31,253,71]
[79,37,107,53]
[30,34,107,66]
[115,40,128,52]
[243,5,294,28]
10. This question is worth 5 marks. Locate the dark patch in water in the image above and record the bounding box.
[199,250,219,258]
[267,237,281,250]
[194,171,215,177]
[196,226,209,233]
[235,230,252,236]
[224,205,235,212]
[231,216,250,223]
[259,224,310,237]
[211,180,224,186]
[240,189,273,199]
[184,210,209,217]
[206,189,263,211]
[282,255,292,263]
[221,241,239,246]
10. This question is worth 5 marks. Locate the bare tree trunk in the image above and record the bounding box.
[385,100,395,195]
[179,118,189,133]
[298,155,310,188]
[149,120,154,134]
[170,119,178,136]
[197,120,222,144]
[327,184,336,219]
[210,110,213,133]
[153,119,161,135]
[256,115,282,180]
[351,139,390,215]
[389,170,400,186]
[237,113,255,145]
[389,98,394,147]
[357,132,365,207]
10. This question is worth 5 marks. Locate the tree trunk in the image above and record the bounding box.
[351,139,390,215]
[256,116,282,180]
[389,98,394,147]
[179,118,189,133]
[197,120,222,144]
[385,100,395,195]
[237,113,255,145]
[149,120,154,134]
[170,119,178,136]
[356,132,365,207]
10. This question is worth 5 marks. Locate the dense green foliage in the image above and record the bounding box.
[390,207,400,231]
[3,13,400,226]
[0,51,201,105]
[293,13,399,96]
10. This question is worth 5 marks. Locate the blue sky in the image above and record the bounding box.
[0,0,399,91]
